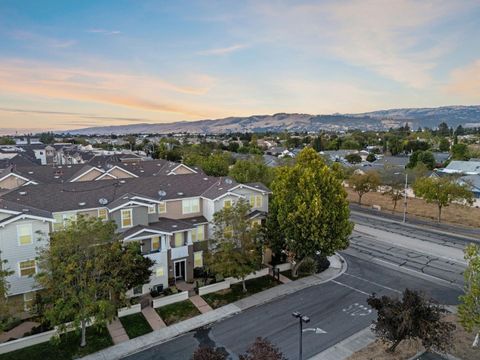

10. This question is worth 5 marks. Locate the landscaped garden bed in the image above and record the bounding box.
[202,276,280,309]
[0,325,112,360]
[155,300,200,326]
[119,313,152,339]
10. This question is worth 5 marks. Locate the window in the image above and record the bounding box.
[174,232,184,247]
[23,292,35,311]
[194,251,203,268]
[98,208,108,221]
[121,209,133,228]
[151,236,160,251]
[191,225,204,242]
[249,195,263,208]
[133,285,143,295]
[155,267,164,277]
[182,198,200,214]
[158,201,166,214]
[17,224,33,245]
[53,212,76,231]
[148,204,156,214]
[251,219,262,227]
[223,199,232,208]
[19,260,36,277]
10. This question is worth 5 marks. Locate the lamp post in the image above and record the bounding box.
[403,172,408,223]
[292,311,310,360]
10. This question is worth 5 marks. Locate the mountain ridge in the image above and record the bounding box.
[65,105,480,135]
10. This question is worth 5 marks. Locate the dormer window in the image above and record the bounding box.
[121,209,133,228]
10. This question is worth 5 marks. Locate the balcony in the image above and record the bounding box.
[145,251,163,264]
[171,245,189,260]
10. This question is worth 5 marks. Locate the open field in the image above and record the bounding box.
[346,188,480,228]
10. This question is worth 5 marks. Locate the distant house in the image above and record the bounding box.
[440,160,480,175]
[458,175,480,199]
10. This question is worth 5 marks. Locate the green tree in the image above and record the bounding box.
[380,168,405,213]
[345,153,362,164]
[39,132,55,144]
[348,170,381,205]
[0,137,15,145]
[458,244,480,347]
[368,289,455,353]
[451,143,470,160]
[366,153,376,162]
[388,136,403,156]
[413,176,473,223]
[267,148,352,276]
[0,251,14,332]
[229,157,274,186]
[439,137,450,152]
[407,150,436,170]
[205,200,261,292]
[192,346,227,360]
[437,122,450,137]
[36,216,153,347]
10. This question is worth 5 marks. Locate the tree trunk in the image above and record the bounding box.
[80,319,87,347]
[438,205,442,223]
[473,332,479,347]
[291,258,307,278]
[242,278,247,293]
[392,198,398,213]
[387,339,402,353]
[358,193,363,205]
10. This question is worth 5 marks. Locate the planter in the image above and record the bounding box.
[152,291,189,308]
[198,281,230,296]
[118,303,142,318]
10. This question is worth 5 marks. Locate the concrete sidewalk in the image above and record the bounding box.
[81,254,346,360]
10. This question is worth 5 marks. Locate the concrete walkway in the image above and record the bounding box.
[308,325,376,360]
[81,254,346,360]
[141,306,166,331]
[278,273,291,284]
[106,319,129,344]
[189,295,213,313]
[0,321,39,343]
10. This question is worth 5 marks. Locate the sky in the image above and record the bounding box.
[0,0,479,133]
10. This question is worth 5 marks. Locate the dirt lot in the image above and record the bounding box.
[348,314,479,360]
[346,188,480,229]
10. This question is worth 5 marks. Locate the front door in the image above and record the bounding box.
[174,260,186,280]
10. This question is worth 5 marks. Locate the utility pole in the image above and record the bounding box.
[403,172,408,223]
[292,311,310,360]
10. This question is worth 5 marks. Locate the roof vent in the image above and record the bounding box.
[177,192,184,196]
[28,171,34,174]
[22,208,29,212]
[225,179,233,184]
[203,177,208,181]
[171,225,178,228]
[158,190,167,197]
[19,191,27,196]
[78,202,86,206]
[54,176,59,179]
[140,170,144,173]
[119,180,126,184]
[98,198,109,205]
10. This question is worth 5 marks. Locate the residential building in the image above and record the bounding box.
[0,171,270,312]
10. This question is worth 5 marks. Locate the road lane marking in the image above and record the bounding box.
[331,280,370,296]
[343,272,402,294]
[302,327,327,334]
[342,303,372,316]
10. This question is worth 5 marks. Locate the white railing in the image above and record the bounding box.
[152,291,189,308]
[145,251,163,263]
[171,245,189,260]
[118,303,142,318]
[198,281,230,296]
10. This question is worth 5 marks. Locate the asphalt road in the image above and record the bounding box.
[125,254,462,360]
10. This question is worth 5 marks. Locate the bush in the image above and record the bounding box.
[298,257,317,275]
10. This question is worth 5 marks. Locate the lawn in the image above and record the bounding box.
[119,313,152,339]
[202,276,280,309]
[155,300,200,326]
[346,188,480,229]
[0,326,112,360]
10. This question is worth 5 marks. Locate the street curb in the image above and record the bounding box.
[80,254,347,360]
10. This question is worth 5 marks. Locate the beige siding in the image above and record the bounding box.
[164,199,203,219]
[172,165,195,175]
[75,168,103,181]
[0,175,27,190]
[109,167,135,179]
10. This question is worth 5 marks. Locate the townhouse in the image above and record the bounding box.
[0,171,270,312]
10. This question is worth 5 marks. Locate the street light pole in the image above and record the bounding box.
[292,311,310,360]
[403,172,408,223]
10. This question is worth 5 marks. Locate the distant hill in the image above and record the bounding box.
[65,105,480,135]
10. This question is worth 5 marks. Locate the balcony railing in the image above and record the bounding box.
[171,245,189,260]
[145,251,163,263]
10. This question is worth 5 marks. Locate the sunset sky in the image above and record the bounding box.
[0,0,479,133]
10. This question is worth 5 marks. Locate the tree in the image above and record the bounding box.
[267,148,352,277]
[36,216,153,347]
[439,137,450,152]
[388,136,402,155]
[348,171,380,205]
[451,143,470,160]
[380,168,405,213]
[413,176,473,223]
[368,289,455,353]
[0,137,15,145]
[39,132,55,144]
[192,346,227,360]
[205,200,261,292]
[438,122,450,137]
[229,157,274,186]
[0,252,14,332]
[366,153,376,162]
[239,337,286,360]
[458,244,480,347]
[407,150,436,170]
[345,153,362,164]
